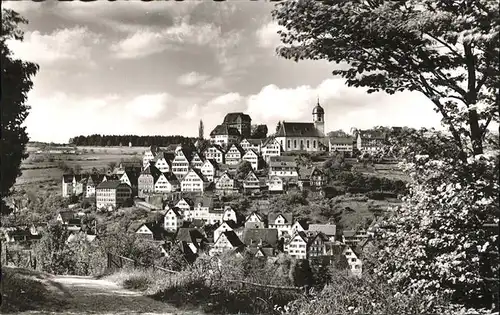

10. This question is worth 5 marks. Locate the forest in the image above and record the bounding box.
[68,134,197,147]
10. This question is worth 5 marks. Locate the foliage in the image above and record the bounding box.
[159,245,189,271]
[375,147,499,309]
[273,0,499,157]
[198,119,204,140]
[1,9,40,214]
[99,231,161,267]
[235,160,253,180]
[69,134,196,147]
[251,124,268,139]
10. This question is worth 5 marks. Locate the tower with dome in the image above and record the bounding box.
[275,99,327,152]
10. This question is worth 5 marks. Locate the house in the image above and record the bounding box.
[290,221,307,235]
[61,174,85,197]
[67,218,82,232]
[343,228,369,246]
[242,149,260,170]
[299,167,327,190]
[143,145,160,169]
[269,156,299,181]
[246,246,276,259]
[224,143,245,165]
[209,230,245,256]
[356,131,386,152]
[222,112,252,138]
[120,169,139,192]
[242,228,279,250]
[180,168,209,192]
[275,101,326,152]
[210,124,241,148]
[261,137,282,163]
[153,151,174,173]
[267,176,284,193]
[284,231,309,260]
[171,147,193,179]
[245,221,265,229]
[176,227,208,254]
[190,151,205,169]
[135,221,166,241]
[203,144,225,164]
[331,244,363,277]
[175,197,194,214]
[66,232,97,243]
[200,159,217,182]
[329,137,355,154]
[138,165,161,197]
[307,232,328,258]
[268,213,293,238]
[245,212,265,225]
[214,220,240,242]
[95,180,133,210]
[164,207,183,231]
[240,138,263,154]
[184,197,222,224]
[56,210,75,225]
[215,171,239,195]
[242,170,263,193]
[154,172,180,194]
[221,206,238,223]
[309,224,336,242]
[84,174,105,197]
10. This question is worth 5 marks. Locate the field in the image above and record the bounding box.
[16,145,148,188]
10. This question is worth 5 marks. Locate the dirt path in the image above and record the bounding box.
[14,274,202,315]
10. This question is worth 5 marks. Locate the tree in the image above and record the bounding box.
[251,124,268,139]
[235,160,253,180]
[198,120,204,139]
[273,0,499,158]
[1,9,39,214]
[276,121,282,133]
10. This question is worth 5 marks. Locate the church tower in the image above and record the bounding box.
[312,98,325,136]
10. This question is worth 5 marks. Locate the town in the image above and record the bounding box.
[4,102,395,279]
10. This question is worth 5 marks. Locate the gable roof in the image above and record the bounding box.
[359,130,386,140]
[223,112,251,124]
[181,168,208,182]
[227,143,245,155]
[96,180,128,190]
[58,210,74,222]
[242,228,279,248]
[245,221,265,229]
[176,197,194,207]
[276,122,320,138]
[166,207,182,217]
[176,228,207,245]
[245,211,264,223]
[268,212,293,224]
[309,224,336,236]
[62,174,74,183]
[329,137,355,144]
[156,172,179,185]
[204,144,225,154]
[244,170,258,181]
[153,151,175,163]
[246,138,264,145]
[307,232,329,246]
[220,230,245,247]
[204,159,219,170]
[220,220,240,230]
[243,149,259,157]
[210,124,241,137]
[269,156,297,168]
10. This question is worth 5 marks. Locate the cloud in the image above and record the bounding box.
[256,21,285,48]
[207,92,243,108]
[177,72,211,87]
[7,27,101,65]
[110,18,221,59]
[125,93,171,119]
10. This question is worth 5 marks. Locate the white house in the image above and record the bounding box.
[215,171,239,194]
[172,148,192,179]
[225,143,245,165]
[209,230,244,256]
[261,138,282,163]
[184,197,224,225]
[175,198,194,215]
[329,137,355,154]
[245,212,265,225]
[290,221,306,235]
[222,206,238,223]
[268,213,293,238]
[210,125,241,148]
[190,151,205,169]
[242,170,262,192]
[154,172,180,194]
[154,151,173,173]
[143,146,160,170]
[180,168,209,192]
[203,145,225,164]
[164,207,183,231]
[343,245,363,277]
[200,159,217,182]
[242,149,260,170]
[284,231,308,260]
[214,221,240,243]
[240,138,263,154]
[267,176,284,193]
[268,156,299,180]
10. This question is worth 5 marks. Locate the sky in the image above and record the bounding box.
[4,0,443,144]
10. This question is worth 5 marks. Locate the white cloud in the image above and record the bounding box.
[7,27,101,65]
[110,19,221,59]
[207,92,243,107]
[125,93,171,119]
[256,21,285,48]
[177,72,211,86]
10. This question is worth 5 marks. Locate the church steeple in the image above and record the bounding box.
[313,98,325,136]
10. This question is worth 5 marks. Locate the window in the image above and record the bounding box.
[307,140,310,148]
[294,140,297,148]
[313,140,316,148]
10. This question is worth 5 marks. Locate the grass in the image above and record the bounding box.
[0,267,68,314]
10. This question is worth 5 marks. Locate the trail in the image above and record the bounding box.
[13,274,202,315]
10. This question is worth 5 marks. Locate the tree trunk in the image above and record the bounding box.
[469,109,484,155]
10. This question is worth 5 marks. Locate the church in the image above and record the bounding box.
[275,100,327,152]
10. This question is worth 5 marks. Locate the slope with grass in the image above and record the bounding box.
[1,267,204,315]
